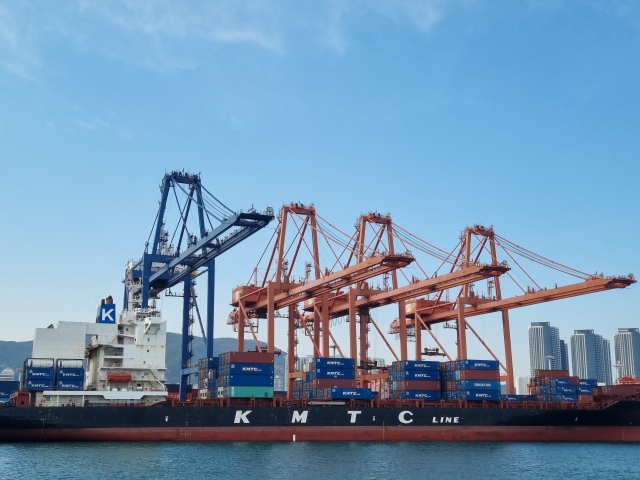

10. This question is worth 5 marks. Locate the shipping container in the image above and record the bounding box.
[312,358,355,369]
[25,358,54,369]
[326,388,373,399]
[220,375,274,387]
[449,370,501,381]
[221,363,274,376]
[455,360,500,371]
[579,379,598,387]
[392,380,440,391]
[56,359,84,369]
[450,380,501,391]
[389,370,440,381]
[312,367,355,379]
[392,360,440,371]
[198,357,219,369]
[462,390,501,401]
[310,378,355,389]
[552,378,571,386]
[56,368,85,380]
[501,395,537,402]
[224,386,274,398]
[395,390,441,400]
[25,379,54,391]
[219,352,275,364]
[551,394,577,402]
[0,381,20,397]
[56,380,84,391]
[554,386,577,395]
[578,386,595,395]
[24,367,55,380]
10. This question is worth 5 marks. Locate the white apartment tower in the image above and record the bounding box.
[614,328,640,380]
[528,322,562,376]
[570,330,612,385]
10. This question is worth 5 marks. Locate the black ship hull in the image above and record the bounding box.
[1,401,640,442]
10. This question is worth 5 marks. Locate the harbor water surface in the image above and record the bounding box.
[2,442,640,479]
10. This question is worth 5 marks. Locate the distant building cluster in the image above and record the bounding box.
[0,369,14,382]
[528,322,639,384]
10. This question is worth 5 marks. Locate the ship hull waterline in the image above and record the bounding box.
[2,425,640,442]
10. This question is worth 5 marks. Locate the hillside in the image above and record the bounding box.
[0,334,286,384]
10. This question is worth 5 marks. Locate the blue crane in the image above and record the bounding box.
[124,171,274,400]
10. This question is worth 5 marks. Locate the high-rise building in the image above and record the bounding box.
[528,322,562,376]
[560,340,570,372]
[571,330,613,384]
[0,368,14,382]
[595,335,613,385]
[614,328,640,379]
[516,376,530,395]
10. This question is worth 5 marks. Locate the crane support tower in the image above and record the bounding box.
[124,172,274,400]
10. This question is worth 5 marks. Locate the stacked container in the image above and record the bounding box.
[218,351,274,398]
[23,358,55,392]
[388,360,441,400]
[528,370,579,402]
[197,357,219,399]
[441,360,501,401]
[307,358,358,399]
[55,359,85,391]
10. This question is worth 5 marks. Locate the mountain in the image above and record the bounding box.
[0,335,285,385]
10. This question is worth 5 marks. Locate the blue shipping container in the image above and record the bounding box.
[393,360,440,371]
[313,358,355,369]
[0,381,20,397]
[25,367,55,380]
[501,395,537,401]
[395,390,441,400]
[312,367,355,379]
[578,386,595,395]
[25,379,54,391]
[553,386,577,395]
[225,363,274,375]
[56,368,84,380]
[463,390,501,401]
[552,394,577,402]
[223,375,274,387]
[579,379,598,387]
[455,380,501,391]
[56,380,84,391]
[454,360,500,371]
[552,378,571,386]
[327,388,373,399]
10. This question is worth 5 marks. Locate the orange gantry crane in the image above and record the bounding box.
[390,225,636,394]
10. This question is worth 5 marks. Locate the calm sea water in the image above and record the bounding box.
[1,442,639,479]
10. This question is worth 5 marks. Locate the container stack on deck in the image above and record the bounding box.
[23,359,55,392]
[441,360,501,401]
[294,358,364,399]
[55,359,84,391]
[197,357,219,399]
[0,381,20,403]
[528,369,580,402]
[388,360,441,400]
[218,352,275,398]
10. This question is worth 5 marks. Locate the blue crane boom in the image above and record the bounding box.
[124,172,274,400]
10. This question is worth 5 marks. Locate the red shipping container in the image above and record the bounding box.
[601,385,638,396]
[569,376,580,386]
[221,352,275,364]
[457,370,500,381]
[311,378,355,388]
[394,380,440,391]
[578,395,594,403]
[535,369,569,378]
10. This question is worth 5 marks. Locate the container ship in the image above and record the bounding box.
[1,312,640,442]
[1,172,638,442]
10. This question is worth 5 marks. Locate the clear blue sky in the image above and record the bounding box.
[0,1,638,378]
